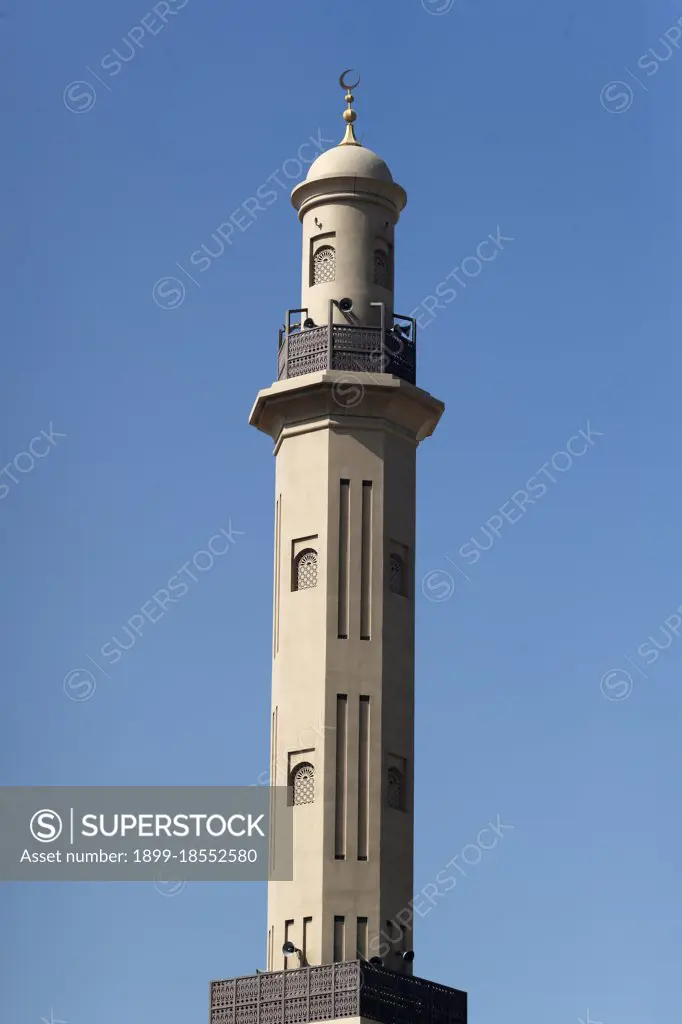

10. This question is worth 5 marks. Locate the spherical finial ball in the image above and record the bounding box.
[343,109,357,123]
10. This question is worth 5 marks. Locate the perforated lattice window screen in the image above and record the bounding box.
[387,767,404,810]
[389,553,405,595]
[313,245,336,284]
[292,763,315,805]
[374,249,389,288]
[296,549,318,590]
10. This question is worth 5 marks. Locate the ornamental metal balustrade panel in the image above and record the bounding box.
[277,326,416,385]
[358,963,467,1024]
[210,961,466,1024]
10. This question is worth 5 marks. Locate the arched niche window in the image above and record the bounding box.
[373,248,389,288]
[313,245,336,285]
[389,553,405,596]
[294,548,318,591]
[291,762,315,805]
[387,767,404,811]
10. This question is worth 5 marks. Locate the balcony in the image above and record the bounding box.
[210,960,467,1024]
[277,310,417,386]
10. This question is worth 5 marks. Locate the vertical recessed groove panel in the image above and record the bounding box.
[358,695,370,860]
[269,706,278,873]
[338,479,350,638]
[360,481,373,640]
[270,710,275,785]
[356,916,368,959]
[334,694,348,859]
[284,919,294,970]
[274,495,281,655]
[272,706,278,784]
[302,917,312,964]
[333,916,345,962]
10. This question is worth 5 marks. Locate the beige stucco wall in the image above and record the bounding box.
[298,198,397,328]
[253,122,439,978]
[251,373,443,973]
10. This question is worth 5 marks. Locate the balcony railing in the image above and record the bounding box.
[277,309,417,386]
[210,960,467,1024]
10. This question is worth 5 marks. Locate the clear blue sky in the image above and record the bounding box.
[2,0,681,1022]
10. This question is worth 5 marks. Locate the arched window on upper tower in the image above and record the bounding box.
[313,244,336,285]
[373,248,389,288]
[387,766,405,811]
[389,553,405,596]
[291,762,315,805]
[294,548,318,591]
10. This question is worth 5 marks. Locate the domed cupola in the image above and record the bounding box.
[282,72,414,384]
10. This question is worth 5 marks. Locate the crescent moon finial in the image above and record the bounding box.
[338,69,361,146]
[339,69,361,91]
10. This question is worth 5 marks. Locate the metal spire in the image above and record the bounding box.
[338,69,361,146]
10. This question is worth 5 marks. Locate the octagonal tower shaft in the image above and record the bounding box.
[251,376,442,973]
[250,113,443,974]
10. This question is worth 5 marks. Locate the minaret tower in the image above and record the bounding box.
[211,75,467,1024]
[249,76,444,974]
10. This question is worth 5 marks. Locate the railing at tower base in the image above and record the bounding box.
[210,960,467,1024]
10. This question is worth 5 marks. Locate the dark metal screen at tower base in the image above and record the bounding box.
[359,962,467,1024]
[210,960,467,1024]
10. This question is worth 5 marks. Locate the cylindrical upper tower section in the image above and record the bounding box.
[290,82,407,330]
